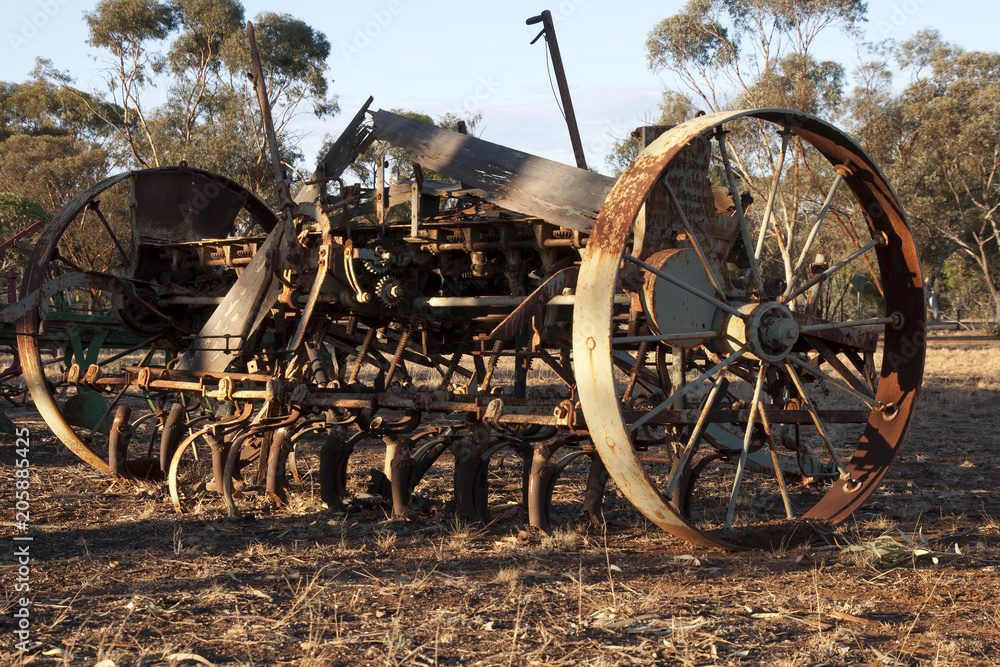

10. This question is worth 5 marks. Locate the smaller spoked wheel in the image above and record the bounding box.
[574,109,925,549]
[16,167,277,476]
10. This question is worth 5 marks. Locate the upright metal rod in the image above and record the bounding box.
[527,10,587,170]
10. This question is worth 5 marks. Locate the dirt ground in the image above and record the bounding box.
[3,335,1000,667]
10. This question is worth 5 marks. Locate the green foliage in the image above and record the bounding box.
[739,52,845,116]
[0,192,50,228]
[167,0,243,75]
[881,31,1000,321]
[65,0,338,201]
[604,90,698,177]
[0,71,113,143]
[644,0,865,114]
[0,192,50,271]
[0,135,108,214]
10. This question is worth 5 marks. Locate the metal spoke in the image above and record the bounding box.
[623,254,746,320]
[784,361,852,481]
[89,202,132,267]
[662,180,727,301]
[797,315,899,333]
[725,363,766,529]
[757,404,794,520]
[629,344,749,432]
[665,375,727,497]
[788,353,885,409]
[754,128,792,262]
[784,237,882,303]
[612,331,722,346]
[715,130,765,296]
[792,164,852,275]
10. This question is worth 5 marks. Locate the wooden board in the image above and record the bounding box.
[371,110,614,233]
[177,228,281,373]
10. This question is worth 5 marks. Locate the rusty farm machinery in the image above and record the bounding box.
[3,24,924,550]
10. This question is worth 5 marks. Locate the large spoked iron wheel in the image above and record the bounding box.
[573,109,925,549]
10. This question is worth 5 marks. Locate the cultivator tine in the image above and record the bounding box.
[159,403,186,477]
[108,405,132,478]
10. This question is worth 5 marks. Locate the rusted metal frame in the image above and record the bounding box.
[485,266,578,342]
[784,362,853,483]
[123,366,273,384]
[88,202,132,266]
[660,180,727,301]
[725,364,767,528]
[803,335,876,400]
[754,128,792,262]
[623,253,746,320]
[714,129,765,297]
[612,331,724,346]
[783,236,882,304]
[791,165,851,276]
[790,312,877,353]
[535,348,575,388]
[665,375,728,497]
[629,344,749,432]
[798,316,897,333]
[788,353,885,410]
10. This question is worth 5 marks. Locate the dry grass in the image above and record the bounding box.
[3,340,1000,666]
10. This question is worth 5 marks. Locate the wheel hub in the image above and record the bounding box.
[725,301,800,363]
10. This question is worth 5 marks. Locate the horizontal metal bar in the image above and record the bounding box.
[622,408,870,425]
[623,254,747,319]
[613,331,722,345]
[798,316,896,332]
[417,295,631,308]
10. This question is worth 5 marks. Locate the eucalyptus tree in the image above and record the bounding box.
[633,0,873,314]
[74,0,338,201]
[887,31,1000,323]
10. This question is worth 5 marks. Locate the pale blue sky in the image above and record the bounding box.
[2,1,996,175]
